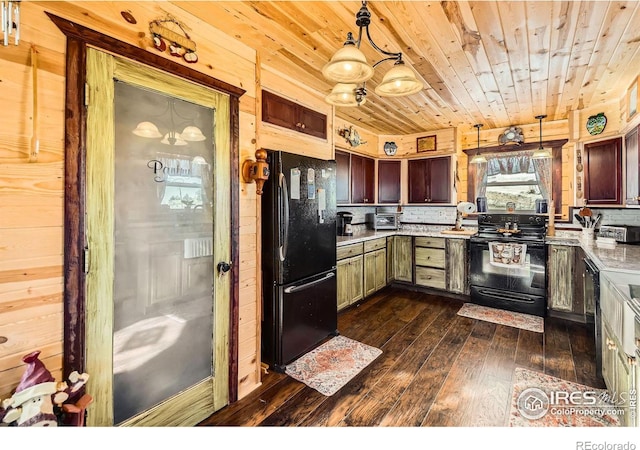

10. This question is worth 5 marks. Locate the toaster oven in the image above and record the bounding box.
[366,213,400,230]
[598,225,640,244]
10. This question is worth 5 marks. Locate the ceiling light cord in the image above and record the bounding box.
[470,124,487,164]
[532,114,551,159]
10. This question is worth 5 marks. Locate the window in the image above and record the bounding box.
[474,151,552,212]
[466,139,566,216]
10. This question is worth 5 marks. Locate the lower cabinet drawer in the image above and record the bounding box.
[363,237,386,253]
[414,247,445,268]
[415,266,446,290]
[414,236,445,249]
[337,242,364,260]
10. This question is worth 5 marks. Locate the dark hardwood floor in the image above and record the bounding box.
[199,286,604,427]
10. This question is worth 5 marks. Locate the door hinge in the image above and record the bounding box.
[83,246,89,274]
[84,83,89,107]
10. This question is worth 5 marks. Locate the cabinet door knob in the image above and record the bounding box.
[300,123,306,129]
[296,122,302,127]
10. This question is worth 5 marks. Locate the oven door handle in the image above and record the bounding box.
[476,288,538,304]
[470,238,545,249]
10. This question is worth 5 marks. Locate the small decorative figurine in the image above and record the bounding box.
[0,350,91,426]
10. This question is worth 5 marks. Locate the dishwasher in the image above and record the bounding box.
[584,257,601,379]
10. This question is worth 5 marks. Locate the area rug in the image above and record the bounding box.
[509,368,621,427]
[457,303,544,333]
[284,335,382,396]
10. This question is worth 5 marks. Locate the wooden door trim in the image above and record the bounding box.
[49,13,244,403]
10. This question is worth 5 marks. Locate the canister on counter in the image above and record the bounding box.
[476,196,487,213]
[535,199,548,214]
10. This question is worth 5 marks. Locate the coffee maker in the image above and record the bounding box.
[336,211,354,236]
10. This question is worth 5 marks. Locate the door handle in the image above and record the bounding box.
[217,261,232,274]
[284,272,335,294]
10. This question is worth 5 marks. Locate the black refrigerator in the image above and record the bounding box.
[261,150,338,372]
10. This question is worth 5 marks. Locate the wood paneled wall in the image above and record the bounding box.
[0,1,264,401]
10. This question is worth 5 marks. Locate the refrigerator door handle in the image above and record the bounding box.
[279,172,290,262]
[283,272,335,294]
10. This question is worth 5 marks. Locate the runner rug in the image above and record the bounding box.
[285,335,382,396]
[509,368,621,427]
[457,303,544,333]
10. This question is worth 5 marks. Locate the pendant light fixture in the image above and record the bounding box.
[532,114,552,159]
[323,1,423,107]
[470,124,487,164]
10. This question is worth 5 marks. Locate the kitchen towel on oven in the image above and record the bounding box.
[489,242,527,268]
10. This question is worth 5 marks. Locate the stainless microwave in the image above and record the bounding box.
[366,213,400,230]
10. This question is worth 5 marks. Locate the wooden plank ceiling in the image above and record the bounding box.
[176,1,640,135]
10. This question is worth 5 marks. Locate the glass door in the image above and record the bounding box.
[85,48,231,426]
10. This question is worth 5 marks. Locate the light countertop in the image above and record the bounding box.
[337,229,640,276]
[337,228,474,246]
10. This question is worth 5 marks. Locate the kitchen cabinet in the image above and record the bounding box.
[378,160,401,204]
[547,244,595,317]
[335,150,351,204]
[351,154,375,204]
[599,271,637,426]
[446,238,468,295]
[584,137,622,205]
[336,242,364,311]
[601,319,635,427]
[262,90,327,139]
[547,245,575,313]
[390,235,413,283]
[414,236,446,290]
[634,315,640,427]
[625,126,640,205]
[407,157,451,204]
[363,238,387,297]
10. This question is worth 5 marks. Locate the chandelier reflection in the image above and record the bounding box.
[132,98,206,146]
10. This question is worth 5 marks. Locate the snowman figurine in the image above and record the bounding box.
[0,351,89,426]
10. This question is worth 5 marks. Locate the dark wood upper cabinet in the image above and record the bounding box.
[625,126,639,205]
[584,137,622,205]
[408,157,451,203]
[351,154,375,204]
[262,90,327,139]
[378,160,401,204]
[335,150,351,204]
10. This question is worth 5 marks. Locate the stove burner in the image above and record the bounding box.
[474,213,547,241]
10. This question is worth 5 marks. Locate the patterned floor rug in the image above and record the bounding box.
[285,335,382,396]
[509,368,621,427]
[457,303,544,333]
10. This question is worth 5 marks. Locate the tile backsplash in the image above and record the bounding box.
[568,207,640,228]
[338,205,640,228]
[337,205,459,226]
